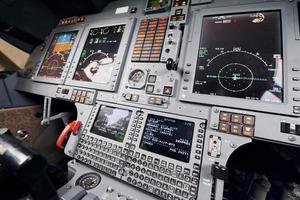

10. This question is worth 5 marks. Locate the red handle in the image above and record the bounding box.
[56,121,81,149]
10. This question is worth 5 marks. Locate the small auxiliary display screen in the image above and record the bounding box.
[140,114,194,163]
[91,106,132,143]
[146,0,170,12]
[73,24,125,84]
[38,31,78,78]
[193,11,283,103]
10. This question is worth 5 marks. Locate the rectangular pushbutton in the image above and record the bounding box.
[220,112,231,122]
[230,124,242,135]
[231,114,242,124]
[219,122,229,133]
[242,126,254,137]
[243,115,255,126]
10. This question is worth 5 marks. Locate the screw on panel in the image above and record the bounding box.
[212,123,218,128]
[213,108,219,113]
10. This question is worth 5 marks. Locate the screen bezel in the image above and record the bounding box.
[32,24,84,84]
[65,17,135,91]
[132,109,205,165]
[85,102,139,146]
[139,114,195,163]
[179,2,299,116]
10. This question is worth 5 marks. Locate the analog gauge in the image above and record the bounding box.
[75,173,101,190]
[128,69,147,89]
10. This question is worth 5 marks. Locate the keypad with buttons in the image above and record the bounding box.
[218,111,255,137]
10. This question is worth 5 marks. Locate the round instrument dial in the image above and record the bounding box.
[128,69,147,89]
[76,173,101,190]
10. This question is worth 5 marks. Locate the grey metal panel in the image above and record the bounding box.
[179,1,300,117]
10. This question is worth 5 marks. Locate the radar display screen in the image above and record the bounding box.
[73,24,125,84]
[91,106,132,143]
[38,31,78,78]
[193,11,283,103]
[140,114,194,163]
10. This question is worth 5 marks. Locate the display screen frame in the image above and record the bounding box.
[85,102,139,146]
[33,24,84,84]
[133,110,206,165]
[90,105,133,143]
[139,114,195,163]
[65,17,136,91]
[179,3,299,116]
[193,11,284,103]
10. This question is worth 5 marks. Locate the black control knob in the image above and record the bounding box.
[169,23,175,29]
[211,163,229,181]
[166,58,177,71]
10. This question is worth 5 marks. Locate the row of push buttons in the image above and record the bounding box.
[218,112,255,137]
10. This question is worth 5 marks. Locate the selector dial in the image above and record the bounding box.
[76,173,101,190]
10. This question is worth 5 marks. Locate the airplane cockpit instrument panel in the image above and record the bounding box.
[12,0,300,199]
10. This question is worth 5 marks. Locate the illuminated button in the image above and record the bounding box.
[146,85,155,94]
[131,94,139,102]
[218,122,229,133]
[154,98,163,105]
[75,96,80,102]
[243,115,255,126]
[125,93,132,101]
[71,95,76,101]
[231,114,242,124]
[82,91,87,97]
[163,86,173,96]
[77,90,82,96]
[230,124,242,135]
[148,75,157,83]
[220,112,231,122]
[79,97,85,103]
[242,126,254,137]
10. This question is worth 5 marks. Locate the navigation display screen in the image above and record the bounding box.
[140,114,194,163]
[38,31,78,78]
[73,24,125,84]
[193,11,283,103]
[91,106,132,142]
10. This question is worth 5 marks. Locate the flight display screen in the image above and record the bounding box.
[73,24,125,84]
[193,11,283,103]
[38,31,78,78]
[91,106,132,143]
[140,114,194,163]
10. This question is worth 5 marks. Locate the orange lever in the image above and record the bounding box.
[56,121,81,149]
